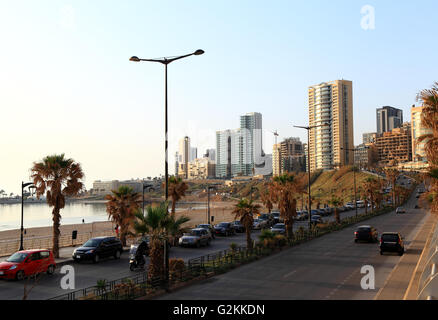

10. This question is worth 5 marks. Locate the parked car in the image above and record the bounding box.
[253,218,268,230]
[272,212,282,223]
[396,207,406,214]
[356,201,365,208]
[271,223,286,235]
[346,202,355,210]
[73,236,123,263]
[231,221,245,233]
[311,215,322,224]
[214,222,236,236]
[179,228,211,248]
[354,225,378,243]
[380,232,405,256]
[259,213,275,227]
[0,249,56,281]
[197,224,215,239]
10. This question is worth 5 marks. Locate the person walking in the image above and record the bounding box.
[115,224,119,238]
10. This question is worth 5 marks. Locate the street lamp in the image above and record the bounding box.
[142,183,154,216]
[206,185,218,224]
[20,182,36,251]
[341,146,369,218]
[293,122,330,229]
[129,49,205,202]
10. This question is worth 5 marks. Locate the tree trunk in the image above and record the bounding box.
[52,202,61,259]
[148,238,164,280]
[171,197,176,217]
[335,208,340,224]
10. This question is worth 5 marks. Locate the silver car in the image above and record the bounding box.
[178,228,211,248]
[271,223,286,235]
[253,218,268,230]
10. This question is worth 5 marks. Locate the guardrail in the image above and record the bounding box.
[417,222,438,300]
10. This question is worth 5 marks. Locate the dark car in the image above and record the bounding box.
[214,222,235,236]
[272,212,282,223]
[231,221,245,233]
[197,224,215,239]
[72,236,123,263]
[354,226,378,243]
[380,232,405,256]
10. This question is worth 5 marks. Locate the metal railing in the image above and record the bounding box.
[417,222,438,300]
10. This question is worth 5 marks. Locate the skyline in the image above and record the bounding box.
[1,0,438,194]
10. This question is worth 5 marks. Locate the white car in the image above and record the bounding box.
[396,207,406,214]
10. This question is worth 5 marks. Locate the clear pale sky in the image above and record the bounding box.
[1,0,437,194]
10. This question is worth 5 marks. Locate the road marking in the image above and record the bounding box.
[283,270,297,278]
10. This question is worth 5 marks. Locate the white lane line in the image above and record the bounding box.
[283,270,297,278]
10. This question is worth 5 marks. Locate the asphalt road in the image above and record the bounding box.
[159,188,426,300]
[0,175,416,300]
[0,228,263,300]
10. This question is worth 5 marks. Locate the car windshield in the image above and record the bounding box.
[234,221,242,225]
[217,223,228,227]
[253,219,259,223]
[191,230,201,236]
[382,234,399,242]
[273,224,285,228]
[83,239,102,247]
[273,213,280,217]
[198,225,209,228]
[6,252,28,263]
[358,227,371,232]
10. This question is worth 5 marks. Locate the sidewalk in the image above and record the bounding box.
[375,211,438,300]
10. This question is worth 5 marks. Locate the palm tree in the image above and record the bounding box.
[105,186,142,246]
[259,182,274,213]
[232,198,260,249]
[30,154,84,258]
[329,196,342,224]
[270,173,299,239]
[166,176,188,217]
[167,214,191,247]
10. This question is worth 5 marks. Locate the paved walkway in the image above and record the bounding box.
[375,210,438,300]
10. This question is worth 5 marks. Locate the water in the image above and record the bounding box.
[0,202,208,232]
[0,202,109,232]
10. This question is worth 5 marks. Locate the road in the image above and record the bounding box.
[159,189,426,300]
[0,228,263,300]
[0,175,417,300]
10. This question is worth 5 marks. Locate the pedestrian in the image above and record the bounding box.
[82,218,85,224]
[115,224,119,237]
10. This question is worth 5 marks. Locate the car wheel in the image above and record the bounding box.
[15,270,25,281]
[47,265,55,275]
[93,254,100,264]
[114,250,121,259]
[399,249,404,256]
[196,241,201,248]
[354,239,358,243]
[380,251,384,255]
[129,263,135,271]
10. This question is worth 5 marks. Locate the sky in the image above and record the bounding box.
[1,0,438,194]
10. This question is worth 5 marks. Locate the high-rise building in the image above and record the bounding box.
[308,80,354,171]
[216,130,232,178]
[240,112,263,167]
[178,136,190,178]
[272,143,282,176]
[190,147,198,162]
[376,106,403,134]
[411,105,433,162]
[204,149,216,162]
[188,158,216,180]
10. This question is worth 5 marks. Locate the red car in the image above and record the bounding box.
[0,249,56,281]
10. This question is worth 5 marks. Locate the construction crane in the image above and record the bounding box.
[270,130,279,145]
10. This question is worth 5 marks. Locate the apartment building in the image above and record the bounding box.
[374,123,412,165]
[411,105,433,162]
[308,80,354,171]
[188,158,216,179]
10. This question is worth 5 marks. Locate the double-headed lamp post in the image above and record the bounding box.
[20,182,36,251]
[129,49,204,202]
[293,122,330,229]
[130,50,204,291]
[341,146,369,218]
